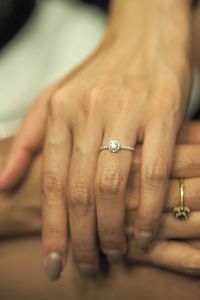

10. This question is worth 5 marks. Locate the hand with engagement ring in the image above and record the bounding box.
[100,140,135,153]
[1,122,200,279]
[0,0,193,279]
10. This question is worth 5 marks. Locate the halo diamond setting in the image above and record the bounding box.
[108,140,120,153]
[100,140,135,153]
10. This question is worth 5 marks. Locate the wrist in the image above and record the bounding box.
[99,0,192,75]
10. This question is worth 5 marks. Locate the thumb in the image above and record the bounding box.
[0,94,48,190]
[177,121,200,144]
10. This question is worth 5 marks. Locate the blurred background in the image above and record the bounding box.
[0,0,107,138]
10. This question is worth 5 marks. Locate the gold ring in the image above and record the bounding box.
[173,179,190,220]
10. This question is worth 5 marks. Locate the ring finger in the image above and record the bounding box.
[126,178,200,239]
[95,122,137,263]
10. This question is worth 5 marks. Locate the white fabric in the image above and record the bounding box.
[0,0,199,139]
[0,0,106,138]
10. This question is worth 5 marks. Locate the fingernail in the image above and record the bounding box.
[107,254,124,264]
[104,249,122,255]
[79,263,98,277]
[46,252,62,281]
[136,231,152,250]
[104,249,124,264]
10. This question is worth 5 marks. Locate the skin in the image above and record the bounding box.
[1,238,200,300]
[193,1,200,67]
[0,0,195,276]
[1,122,200,280]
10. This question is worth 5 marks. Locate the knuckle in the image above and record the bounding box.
[36,83,62,105]
[68,181,92,215]
[88,85,105,102]
[117,88,135,112]
[43,226,65,240]
[143,160,169,186]
[73,143,87,157]
[42,172,65,205]
[153,74,180,103]
[52,89,66,104]
[183,256,200,276]
[96,168,124,196]
[48,92,61,111]
[155,87,175,104]
[48,88,69,119]
[82,85,105,115]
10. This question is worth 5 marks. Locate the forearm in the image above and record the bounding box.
[103,0,192,80]
[107,0,191,51]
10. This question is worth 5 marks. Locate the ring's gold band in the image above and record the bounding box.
[173,179,190,220]
[180,179,185,208]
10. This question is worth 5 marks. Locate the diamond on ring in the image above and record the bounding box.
[100,140,135,153]
[108,140,120,152]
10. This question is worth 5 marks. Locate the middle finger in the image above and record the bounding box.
[67,114,102,275]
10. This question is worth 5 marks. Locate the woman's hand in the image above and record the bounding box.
[127,239,200,277]
[0,0,192,274]
[1,138,200,278]
[0,122,200,280]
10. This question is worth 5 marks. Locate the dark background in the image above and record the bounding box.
[0,0,198,49]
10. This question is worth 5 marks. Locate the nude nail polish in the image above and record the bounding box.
[107,254,124,264]
[136,231,152,250]
[104,249,124,264]
[46,252,62,281]
[79,263,98,277]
